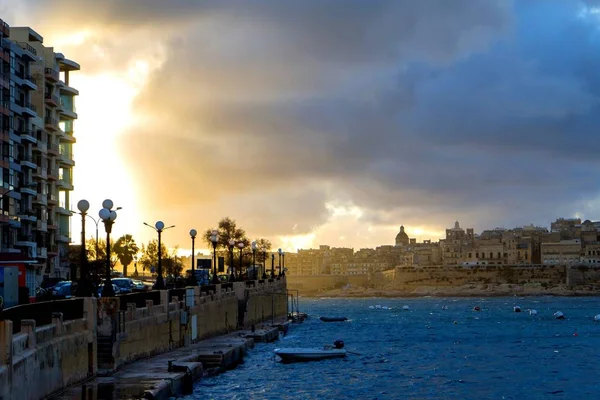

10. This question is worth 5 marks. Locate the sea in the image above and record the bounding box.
[183,297,600,400]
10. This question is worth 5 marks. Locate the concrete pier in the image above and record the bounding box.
[52,321,285,400]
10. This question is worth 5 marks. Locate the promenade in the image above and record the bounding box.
[52,319,290,399]
[0,278,290,400]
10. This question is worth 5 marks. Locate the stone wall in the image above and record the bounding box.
[566,265,600,286]
[0,298,96,400]
[0,278,288,399]
[394,265,566,287]
[112,278,287,370]
[287,274,352,292]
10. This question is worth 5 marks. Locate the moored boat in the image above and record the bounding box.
[274,340,347,363]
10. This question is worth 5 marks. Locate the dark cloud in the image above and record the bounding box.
[13,0,600,246]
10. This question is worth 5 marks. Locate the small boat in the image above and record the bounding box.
[554,311,565,320]
[594,314,600,322]
[473,306,481,312]
[274,340,347,363]
[320,316,348,322]
[402,305,410,311]
[514,306,521,313]
[529,309,538,316]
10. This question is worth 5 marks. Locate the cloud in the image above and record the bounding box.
[9,0,600,249]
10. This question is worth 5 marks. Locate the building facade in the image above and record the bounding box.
[0,21,78,297]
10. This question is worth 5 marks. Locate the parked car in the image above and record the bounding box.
[52,282,76,299]
[97,283,120,297]
[132,280,148,292]
[111,278,134,294]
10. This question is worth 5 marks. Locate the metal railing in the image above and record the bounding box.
[17,42,37,56]
[44,67,58,80]
[0,298,84,334]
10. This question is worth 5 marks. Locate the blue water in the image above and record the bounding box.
[185,297,600,399]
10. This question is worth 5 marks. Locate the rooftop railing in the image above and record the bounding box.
[17,42,37,56]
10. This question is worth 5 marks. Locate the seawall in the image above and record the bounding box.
[0,277,288,400]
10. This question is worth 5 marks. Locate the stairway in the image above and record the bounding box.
[97,335,114,373]
[196,353,224,370]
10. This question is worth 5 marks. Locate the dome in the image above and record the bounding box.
[395,225,409,246]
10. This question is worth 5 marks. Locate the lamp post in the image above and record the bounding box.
[271,253,275,279]
[189,229,197,286]
[228,239,236,282]
[251,241,257,280]
[210,230,219,284]
[144,221,175,290]
[237,241,245,281]
[99,199,117,297]
[75,199,91,297]
[262,247,267,279]
[278,248,282,277]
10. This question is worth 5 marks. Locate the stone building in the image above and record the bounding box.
[395,225,409,247]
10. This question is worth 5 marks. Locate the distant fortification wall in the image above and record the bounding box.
[394,265,566,287]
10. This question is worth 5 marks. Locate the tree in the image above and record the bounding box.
[113,234,139,277]
[254,238,272,264]
[163,247,184,277]
[139,239,168,274]
[85,237,105,261]
[203,217,247,251]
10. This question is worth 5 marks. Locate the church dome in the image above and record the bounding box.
[395,225,409,246]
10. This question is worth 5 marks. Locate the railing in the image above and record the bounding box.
[0,298,84,334]
[118,290,162,311]
[44,67,58,80]
[221,282,233,291]
[24,101,36,112]
[17,42,37,56]
[24,75,36,85]
[44,117,57,126]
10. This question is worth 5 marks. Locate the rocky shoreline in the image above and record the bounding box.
[298,283,600,298]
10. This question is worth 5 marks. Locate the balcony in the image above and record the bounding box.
[47,219,58,230]
[34,193,48,206]
[22,75,37,91]
[45,92,59,107]
[38,247,47,259]
[0,20,8,37]
[57,234,70,243]
[48,168,59,180]
[47,141,59,155]
[18,209,37,222]
[33,166,47,179]
[16,234,36,248]
[44,117,58,131]
[20,185,37,196]
[35,220,47,231]
[57,179,74,190]
[33,140,47,154]
[21,101,37,117]
[60,131,76,144]
[18,129,37,144]
[56,206,71,216]
[19,153,37,170]
[48,194,58,205]
[17,42,37,61]
[59,152,75,167]
[44,67,59,82]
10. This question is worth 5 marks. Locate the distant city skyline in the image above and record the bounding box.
[3,1,599,252]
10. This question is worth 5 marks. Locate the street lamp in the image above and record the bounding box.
[251,241,257,280]
[228,239,236,282]
[271,253,275,279]
[278,248,283,277]
[144,220,175,290]
[237,241,245,281]
[99,199,117,297]
[75,199,92,297]
[189,229,198,286]
[262,247,267,279]
[210,230,219,284]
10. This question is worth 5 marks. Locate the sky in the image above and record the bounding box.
[2,0,600,253]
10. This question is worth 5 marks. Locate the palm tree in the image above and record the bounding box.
[113,234,139,277]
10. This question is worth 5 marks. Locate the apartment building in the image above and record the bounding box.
[0,21,78,294]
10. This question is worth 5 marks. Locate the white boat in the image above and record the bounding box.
[274,347,347,363]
